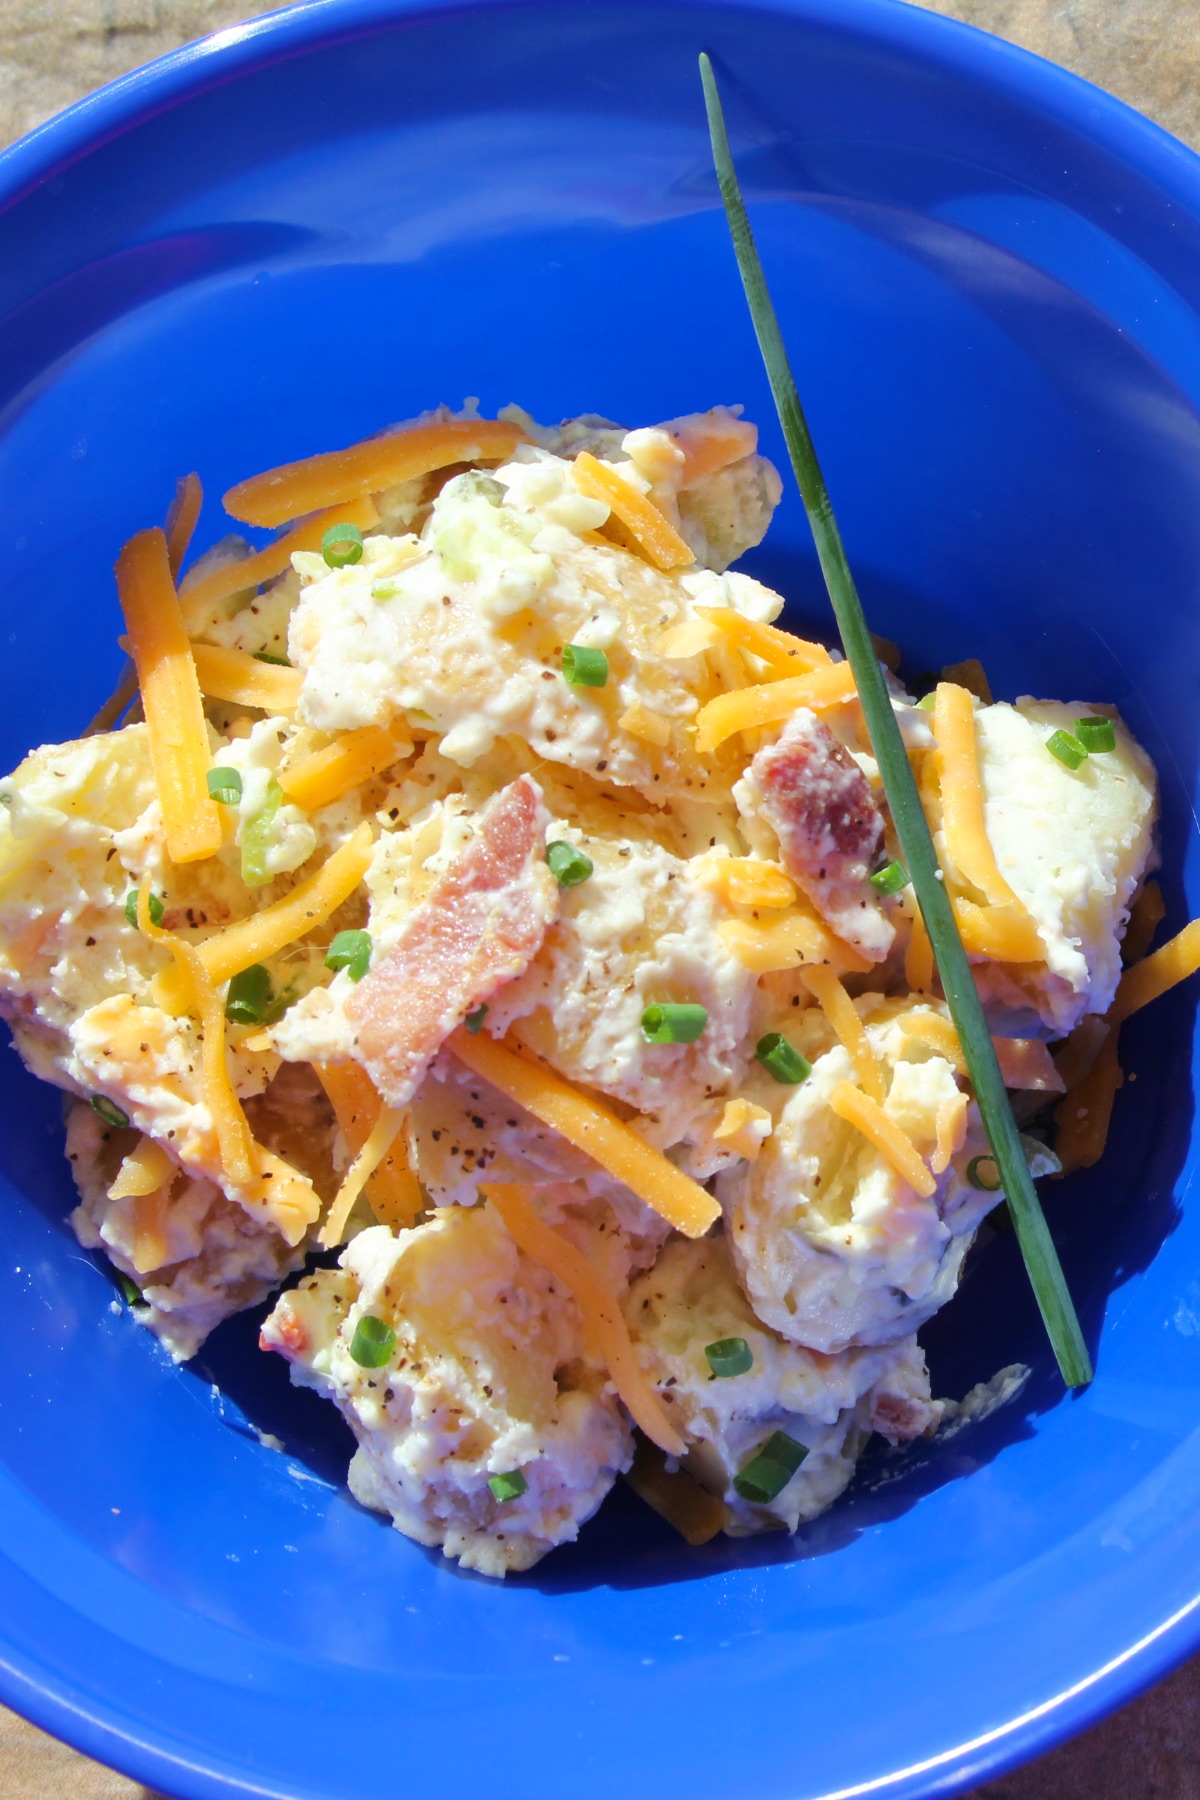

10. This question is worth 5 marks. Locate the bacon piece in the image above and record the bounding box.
[348,775,558,1108]
[868,1386,940,1444]
[739,708,894,963]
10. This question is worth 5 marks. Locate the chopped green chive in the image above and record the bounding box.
[641,1002,709,1044]
[1074,715,1116,754]
[114,1268,144,1307]
[967,1154,1003,1192]
[207,767,243,806]
[546,841,594,887]
[1047,729,1087,771]
[465,1004,489,1034]
[705,1336,754,1378]
[371,576,404,600]
[241,780,283,889]
[349,1315,396,1368]
[915,692,938,713]
[91,1095,130,1130]
[322,522,364,568]
[701,52,1090,1390]
[733,1429,807,1504]
[562,644,608,688]
[124,889,164,929]
[225,963,272,1026]
[325,929,372,982]
[755,1033,812,1085]
[487,1470,528,1503]
[252,650,291,667]
[870,860,910,895]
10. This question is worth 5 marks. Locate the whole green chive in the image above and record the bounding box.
[705,1336,754,1378]
[225,963,272,1026]
[349,1315,395,1368]
[322,522,364,568]
[1074,716,1116,754]
[91,1095,130,1130]
[870,860,910,896]
[207,767,243,806]
[325,929,372,983]
[755,1033,812,1085]
[252,650,291,667]
[465,1004,489,1034]
[967,1154,1003,1192]
[546,841,594,887]
[124,889,164,929]
[487,1470,528,1503]
[562,644,609,688]
[1047,730,1087,771]
[641,1002,709,1044]
[733,1429,807,1504]
[700,52,1090,1390]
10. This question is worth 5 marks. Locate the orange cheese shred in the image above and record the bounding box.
[314,1061,422,1232]
[278,725,412,813]
[904,900,934,994]
[180,495,380,633]
[718,910,870,977]
[697,855,796,911]
[224,418,526,530]
[448,1028,719,1239]
[828,1079,937,1199]
[165,473,203,579]
[1123,879,1165,965]
[933,682,1028,913]
[115,528,222,864]
[190,642,305,713]
[1055,1030,1123,1176]
[693,661,858,754]
[623,1436,727,1545]
[801,965,884,1102]
[319,1105,406,1248]
[152,821,374,1014]
[484,1182,686,1457]
[108,1136,177,1201]
[952,896,1044,963]
[1111,918,1200,1022]
[931,1090,968,1176]
[570,451,694,571]
[694,606,834,678]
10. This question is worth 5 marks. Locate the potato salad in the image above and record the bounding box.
[0,402,1181,1577]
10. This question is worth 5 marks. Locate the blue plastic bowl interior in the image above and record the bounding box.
[2,3,1200,1797]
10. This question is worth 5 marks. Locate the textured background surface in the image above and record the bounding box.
[1,1,1198,1796]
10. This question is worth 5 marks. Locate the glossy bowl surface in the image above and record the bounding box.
[3,3,1200,1797]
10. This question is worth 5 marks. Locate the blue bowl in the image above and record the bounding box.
[3,3,1200,1796]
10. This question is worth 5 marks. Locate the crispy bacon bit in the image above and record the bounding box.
[261,1302,308,1356]
[868,1387,941,1444]
[348,775,558,1108]
[740,708,894,963]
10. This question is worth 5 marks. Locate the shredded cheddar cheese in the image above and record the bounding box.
[180,495,380,633]
[952,896,1043,963]
[617,698,672,748]
[801,966,885,1102]
[694,661,857,754]
[109,1136,177,1201]
[115,529,222,865]
[1124,880,1165,965]
[657,617,723,659]
[190,642,305,713]
[1111,918,1200,1022]
[319,1104,406,1248]
[165,473,203,579]
[152,821,373,1014]
[828,1079,937,1199]
[694,605,834,678]
[697,855,796,911]
[623,1436,727,1545]
[570,451,694,572]
[933,682,1028,914]
[931,1090,968,1176]
[712,1097,772,1161]
[314,1061,422,1232]
[718,910,870,976]
[1055,1031,1123,1175]
[224,418,527,530]
[484,1182,686,1457]
[448,1028,720,1239]
[903,898,934,994]
[278,725,412,813]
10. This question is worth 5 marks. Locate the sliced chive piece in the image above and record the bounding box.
[207,766,243,806]
[349,1314,395,1368]
[966,1154,1003,1192]
[464,1004,489,1035]
[325,928,372,982]
[371,576,404,600]
[1047,729,1087,771]
[487,1470,528,1503]
[562,644,609,688]
[225,963,272,1025]
[701,52,1090,1388]
[252,650,291,666]
[641,1002,709,1044]
[755,1033,811,1085]
[91,1095,130,1130]
[733,1429,807,1504]
[1074,715,1116,754]
[241,779,282,889]
[322,521,364,568]
[705,1336,754,1378]
[124,889,164,929]
[870,859,910,895]
[546,841,594,887]
[113,1268,144,1307]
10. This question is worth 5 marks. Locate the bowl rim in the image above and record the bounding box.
[2,1,1200,1796]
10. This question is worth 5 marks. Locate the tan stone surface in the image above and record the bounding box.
[1,2,1199,1798]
